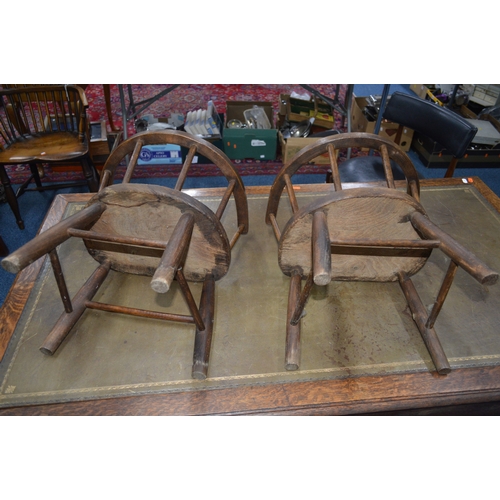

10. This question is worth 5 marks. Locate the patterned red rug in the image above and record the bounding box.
[5,84,349,183]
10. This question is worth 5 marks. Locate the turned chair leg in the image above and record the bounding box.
[0,166,24,229]
[40,262,111,355]
[398,273,451,375]
[286,272,303,371]
[81,156,99,192]
[192,274,216,380]
[16,163,44,197]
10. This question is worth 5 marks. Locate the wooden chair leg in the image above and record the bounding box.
[398,273,451,375]
[40,262,111,355]
[103,84,120,132]
[0,165,24,229]
[286,272,303,371]
[0,234,8,257]
[444,157,458,178]
[81,156,99,192]
[192,274,215,380]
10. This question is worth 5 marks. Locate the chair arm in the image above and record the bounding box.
[1,203,106,274]
[410,212,498,286]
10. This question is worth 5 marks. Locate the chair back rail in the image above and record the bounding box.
[100,130,249,236]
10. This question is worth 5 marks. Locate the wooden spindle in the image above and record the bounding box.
[290,272,314,325]
[175,145,196,191]
[329,237,440,249]
[40,262,111,355]
[215,179,236,220]
[175,269,205,332]
[408,179,420,202]
[150,212,195,294]
[48,249,72,313]
[312,211,331,286]
[68,228,167,249]
[122,139,144,184]
[27,91,38,133]
[52,90,62,131]
[284,174,299,214]
[269,213,281,242]
[426,260,458,329]
[229,224,245,250]
[99,169,111,191]
[192,274,215,380]
[380,144,395,189]
[327,143,342,191]
[85,301,196,324]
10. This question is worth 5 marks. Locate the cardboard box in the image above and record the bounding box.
[278,131,334,165]
[351,96,414,151]
[89,121,109,159]
[223,101,277,160]
[279,94,335,129]
[470,84,500,107]
[137,143,183,165]
[410,84,429,99]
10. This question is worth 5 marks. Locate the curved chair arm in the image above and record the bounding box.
[265,132,420,225]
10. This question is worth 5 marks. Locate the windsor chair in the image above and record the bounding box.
[0,85,99,229]
[266,132,498,373]
[2,130,248,379]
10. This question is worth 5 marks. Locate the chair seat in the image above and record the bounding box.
[279,187,429,282]
[85,183,231,282]
[0,132,88,163]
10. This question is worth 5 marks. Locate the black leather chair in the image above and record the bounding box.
[329,91,478,183]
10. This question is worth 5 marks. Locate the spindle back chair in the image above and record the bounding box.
[2,131,248,379]
[266,132,498,373]
[0,85,99,229]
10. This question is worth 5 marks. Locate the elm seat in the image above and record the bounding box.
[330,91,478,183]
[0,85,99,229]
[279,187,430,283]
[84,183,231,282]
[266,132,498,374]
[2,131,249,380]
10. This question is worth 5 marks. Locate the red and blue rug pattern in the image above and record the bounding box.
[5,84,349,183]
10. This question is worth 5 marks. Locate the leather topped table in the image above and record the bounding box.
[1,177,500,415]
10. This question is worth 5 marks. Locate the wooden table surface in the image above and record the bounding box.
[1,177,500,415]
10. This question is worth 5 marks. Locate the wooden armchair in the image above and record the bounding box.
[0,85,99,229]
[266,132,498,374]
[1,130,248,379]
